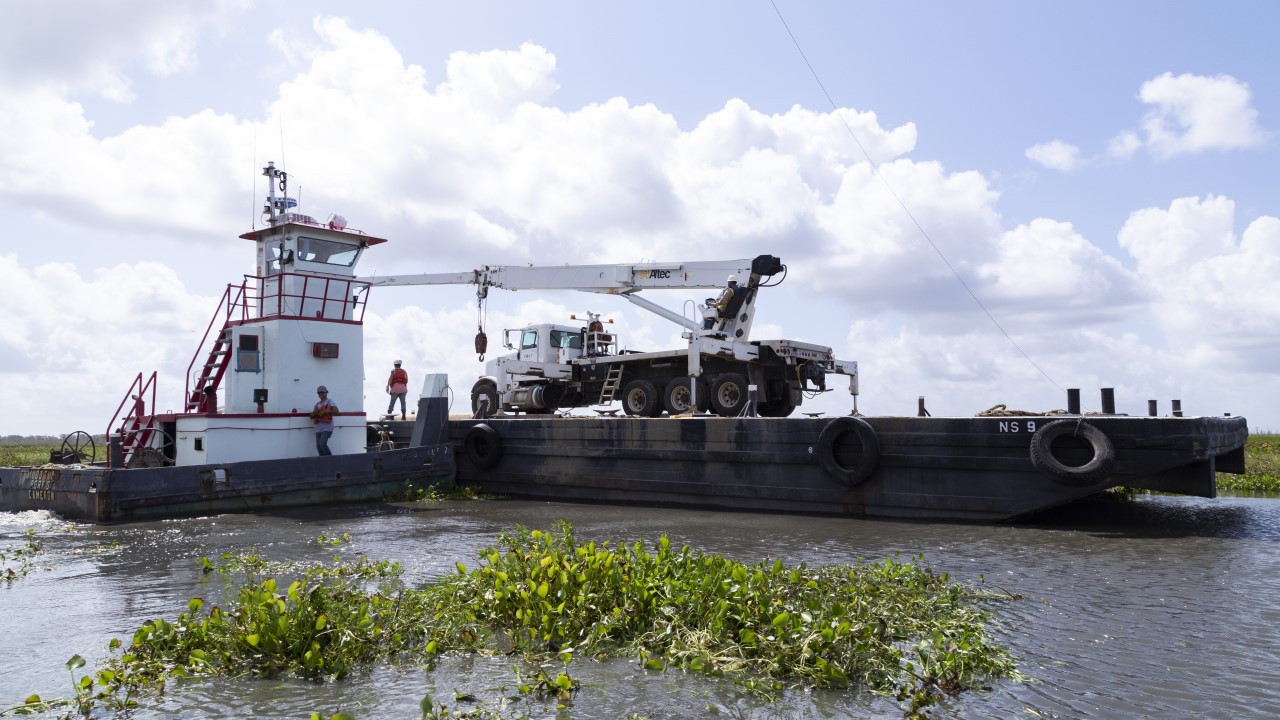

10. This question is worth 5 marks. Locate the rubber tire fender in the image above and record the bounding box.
[463,423,502,470]
[1029,419,1115,487]
[816,417,880,486]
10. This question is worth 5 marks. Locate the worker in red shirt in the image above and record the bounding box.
[386,360,409,420]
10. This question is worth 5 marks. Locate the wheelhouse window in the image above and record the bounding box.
[265,243,294,275]
[297,236,360,266]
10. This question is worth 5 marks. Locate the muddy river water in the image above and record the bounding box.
[3,494,1279,719]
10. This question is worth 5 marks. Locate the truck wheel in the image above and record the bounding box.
[471,381,498,419]
[710,373,748,417]
[622,379,662,417]
[663,377,708,415]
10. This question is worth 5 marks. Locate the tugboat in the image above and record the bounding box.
[0,163,454,522]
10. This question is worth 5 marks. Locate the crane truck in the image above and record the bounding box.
[360,254,858,418]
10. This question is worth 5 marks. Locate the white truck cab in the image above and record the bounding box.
[505,323,585,365]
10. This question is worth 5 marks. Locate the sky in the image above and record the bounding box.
[1,1,1277,437]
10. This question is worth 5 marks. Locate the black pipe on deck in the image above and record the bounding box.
[1101,388,1116,415]
[1067,388,1081,414]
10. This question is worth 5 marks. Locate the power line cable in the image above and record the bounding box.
[769,0,1066,395]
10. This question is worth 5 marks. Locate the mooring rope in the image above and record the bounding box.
[975,404,1069,417]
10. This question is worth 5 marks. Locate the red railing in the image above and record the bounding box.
[105,371,157,468]
[258,272,370,322]
[183,273,371,410]
[185,281,253,411]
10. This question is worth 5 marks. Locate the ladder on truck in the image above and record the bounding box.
[597,366,624,405]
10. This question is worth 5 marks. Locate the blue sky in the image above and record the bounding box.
[1,1,1276,435]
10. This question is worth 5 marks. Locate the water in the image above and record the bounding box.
[3,494,1279,719]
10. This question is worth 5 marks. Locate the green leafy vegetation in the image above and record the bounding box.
[0,529,44,582]
[385,483,505,502]
[1217,434,1280,493]
[315,532,353,547]
[8,523,1022,718]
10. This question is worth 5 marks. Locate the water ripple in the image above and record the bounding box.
[3,495,1279,719]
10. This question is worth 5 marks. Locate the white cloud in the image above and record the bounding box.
[1118,194,1237,273]
[0,1,248,99]
[978,218,1139,319]
[1119,195,1280,372]
[1025,140,1083,171]
[1,18,1276,434]
[0,255,214,433]
[1139,72,1267,158]
[1106,131,1141,160]
[1027,73,1267,169]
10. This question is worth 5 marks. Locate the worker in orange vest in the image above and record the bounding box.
[386,360,409,420]
[310,386,338,456]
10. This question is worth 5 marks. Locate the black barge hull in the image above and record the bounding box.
[448,415,1248,521]
[0,444,453,523]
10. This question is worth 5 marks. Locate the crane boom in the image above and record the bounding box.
[358,259,756,295]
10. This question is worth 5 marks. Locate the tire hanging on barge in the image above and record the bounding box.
[816,416,880,485]
[463,423,503,470]
[1028,419,1116,486]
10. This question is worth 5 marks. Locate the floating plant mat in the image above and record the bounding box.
[9,522,1023,718]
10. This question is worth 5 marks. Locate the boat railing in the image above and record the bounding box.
[185,282,253,410]
[105,370,157,468]
[255,272,371,322]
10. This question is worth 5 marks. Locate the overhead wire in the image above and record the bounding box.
[768,0,1066,396]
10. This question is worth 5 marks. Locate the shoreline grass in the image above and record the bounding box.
[0,445,65,468]
[1221,434,1280,493]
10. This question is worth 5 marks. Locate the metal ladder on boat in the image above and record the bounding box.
[597,366,624,405]
[184,282,250,412]
[186,324,233,411]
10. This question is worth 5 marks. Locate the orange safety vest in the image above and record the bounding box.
[388,368,408,386]
[311,400,337,423]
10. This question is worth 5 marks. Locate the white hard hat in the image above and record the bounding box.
[727,274,738,283]
[393,360,402,365]
[317,385,328,393]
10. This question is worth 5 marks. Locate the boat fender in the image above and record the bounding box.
[463,423,502,470]
[816,417,880,485]
[1028,419,1116,486]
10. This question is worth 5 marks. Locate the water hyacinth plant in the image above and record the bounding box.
[0,529,44,582]
[10,522,1022,718]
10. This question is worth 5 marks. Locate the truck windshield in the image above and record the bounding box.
[549,330,583,350]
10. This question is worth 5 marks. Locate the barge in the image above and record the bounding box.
[0,162,1249,523]
[446,412,1247,522]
